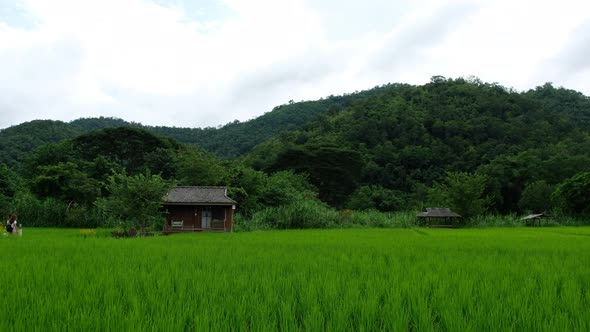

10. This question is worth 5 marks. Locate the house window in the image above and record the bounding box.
[212,206,226,220]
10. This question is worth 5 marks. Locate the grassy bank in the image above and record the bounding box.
[1,227,589,330]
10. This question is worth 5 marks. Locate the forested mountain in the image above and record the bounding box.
[0,103,330,167]
[0,118,134,168]
[148,95,356,157]
[244,77,590,211]
[1,77,590,227]
[0,87,390,167]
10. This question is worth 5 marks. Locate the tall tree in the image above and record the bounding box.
[176,149,227,186]
[268,143,363,207]
[96,171,171,233]
[31,162,100,205]
[428,172,491,219]
[0,164,20,212]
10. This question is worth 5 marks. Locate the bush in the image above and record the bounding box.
[64,205,104,228]
[248,199,339,229]
[233,213,273,232]
[237,203,420,231]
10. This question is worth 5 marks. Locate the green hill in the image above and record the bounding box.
[0,86,389,167]
[1,77,590,214]
[244,77,590,210]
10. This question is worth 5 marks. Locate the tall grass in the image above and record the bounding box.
[337,209,419,228]
[233,198,421,231]
[469,213,590,227]
[1,228,589,330]
[468,214,523,227]
[9,192,105,228]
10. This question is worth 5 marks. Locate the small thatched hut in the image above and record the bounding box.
[417,208,461,227]
[521,213,551,226]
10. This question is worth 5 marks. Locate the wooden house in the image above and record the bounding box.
[417,208,461,227]
[163,186,236,234]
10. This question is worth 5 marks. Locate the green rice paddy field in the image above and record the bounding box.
[1,227,590,331]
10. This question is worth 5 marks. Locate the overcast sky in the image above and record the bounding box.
[1,0,589,129]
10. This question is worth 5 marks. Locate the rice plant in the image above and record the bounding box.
[1,227,589,330]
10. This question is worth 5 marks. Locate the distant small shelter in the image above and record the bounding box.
[417,208,461,227]
[521,213,551,226]
[163,186,236,234]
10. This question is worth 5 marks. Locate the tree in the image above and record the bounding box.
[428,172,491,219]
[96,171,171,233]
[176,150,227,186]
[22,142,74,179]
[346,185,406,212]
[225,166,267,217]
[31,162,100,205]
[258,171,317,207]
[518,180,553,213]
[143,148,177,179]
[0,164,20,212]
[552,172,590,215]
[72,127,180,175]
[268,143,363,207]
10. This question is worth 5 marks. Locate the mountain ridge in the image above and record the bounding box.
[1,77,590,213]
[0,84,395,166]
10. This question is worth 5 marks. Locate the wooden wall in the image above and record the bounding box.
[164,205,234,232]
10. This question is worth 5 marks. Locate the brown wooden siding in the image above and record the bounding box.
[164,204,234,233]
[225,206,233,232]
[166,205,196,226]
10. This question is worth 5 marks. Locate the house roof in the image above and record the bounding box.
[164,186,237,205]
[417,208,461,218]
[521,213,549,220]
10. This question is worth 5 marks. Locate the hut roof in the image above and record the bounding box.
[417,208,461,218]
[164,186,236,205]
[521,213,549,220]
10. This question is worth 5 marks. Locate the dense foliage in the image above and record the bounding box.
[1,77,589,229]
[552,172,590,215]
[0,118,131,168]
[96,171,171,233]
[246,77,590,214]
[427,172,491,220]
[0,91,373,166]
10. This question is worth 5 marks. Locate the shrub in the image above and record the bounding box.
[233,213,273,232]
[552,172,590,215]
[244,199,339,230]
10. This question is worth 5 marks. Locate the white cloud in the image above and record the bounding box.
[0,0,589,129]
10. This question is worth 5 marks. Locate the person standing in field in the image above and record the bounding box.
[6,214,17,234]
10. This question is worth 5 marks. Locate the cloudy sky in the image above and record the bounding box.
[1,0,589,129]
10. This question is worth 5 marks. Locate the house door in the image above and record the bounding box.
[201,206,212,229]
